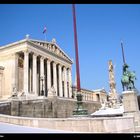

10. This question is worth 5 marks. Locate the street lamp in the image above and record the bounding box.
[72,4,88,116]
[73,92,88,116]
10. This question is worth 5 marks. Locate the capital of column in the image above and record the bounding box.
[65,66,70,72]
[67,68,71,74]
[63,66,66,71]
[47,58,51,62]
[68,67,71,71]
[58,63,63,67]
[23,49,30,54]
[32,52,38,57]
[40,56,45,60]
[53,61,57,66]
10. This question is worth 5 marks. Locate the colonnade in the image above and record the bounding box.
[14,50,72,98]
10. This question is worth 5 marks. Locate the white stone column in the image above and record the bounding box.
[32,53,37,95]
[63,67,68,98]
[92,94,93,101]
[90,94,92,101]
[88,93,90,101]
[68,68,72,98]
[47,59,51,93]
[29,56,32,93]
[58,64,63,97]
[23,50,29,95]
[53,62,57,95]
[84,94,86,101]
[85,93,88,101]
[11,53,18,92]
[40,57,45,96]
[87,93,89,101]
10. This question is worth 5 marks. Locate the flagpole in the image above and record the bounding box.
[43,27,47,42]
[44,32,47,42]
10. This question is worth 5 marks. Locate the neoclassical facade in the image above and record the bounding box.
[0,37,73,99]
[72,86,107,103]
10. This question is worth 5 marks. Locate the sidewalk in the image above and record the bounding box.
[0,122,73,133]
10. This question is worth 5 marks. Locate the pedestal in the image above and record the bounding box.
[73,109,88,117]
[73,93,88,117]
[37,96,46,99]
[122,90,139,113]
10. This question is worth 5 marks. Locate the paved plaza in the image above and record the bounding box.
[0,122,73,133]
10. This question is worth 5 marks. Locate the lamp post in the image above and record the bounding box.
[72,4,88,116]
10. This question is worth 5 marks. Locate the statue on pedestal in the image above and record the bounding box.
[120,41,136,91]
[121,63,136,91]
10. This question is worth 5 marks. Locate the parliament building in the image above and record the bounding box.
[0,36,73,99]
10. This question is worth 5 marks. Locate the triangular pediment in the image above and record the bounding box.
[92,88,107,93]
[28,39,73,64]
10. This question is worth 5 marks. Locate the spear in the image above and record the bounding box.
[121,41,126,64]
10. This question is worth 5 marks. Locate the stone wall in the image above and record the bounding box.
[2,97,101,118]
[0,56,14,98]
[0,114,135,133]
[0,101,11,115]
[137,95,140,110]
[0,67,4,98]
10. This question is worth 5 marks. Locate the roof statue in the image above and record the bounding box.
[25,34,30,39]
[52,38,56,43]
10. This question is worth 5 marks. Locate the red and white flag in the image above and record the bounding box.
[43,27,47,34]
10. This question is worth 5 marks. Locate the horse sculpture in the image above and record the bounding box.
[121,63,136,91]
[120,42,137,91]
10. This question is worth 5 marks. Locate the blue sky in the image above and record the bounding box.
[0,4,140,94]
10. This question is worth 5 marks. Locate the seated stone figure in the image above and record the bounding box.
[48,86,56,97]
[11,87,17,97]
